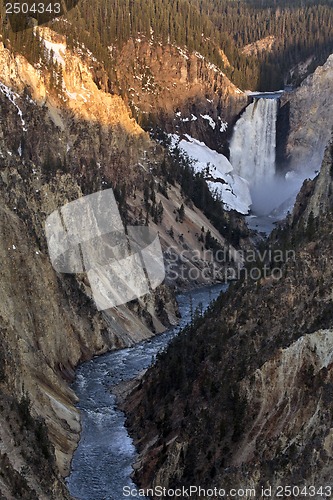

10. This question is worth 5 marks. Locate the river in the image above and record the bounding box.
[66,283,227,500]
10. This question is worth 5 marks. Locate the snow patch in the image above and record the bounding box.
[193,51,205,61]
[0,82,27,131]
[42,39,66,66]
[219,121,228,133]
[169,134,252,214]
[66,91,77,100]
[176,46,189,60]
[200,114,216,130]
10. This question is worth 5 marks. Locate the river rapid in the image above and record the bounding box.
[66,283,226,500]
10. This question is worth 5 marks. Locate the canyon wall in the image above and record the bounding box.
[281,54,333,172]
[114,38,248,152]
[0,28,249,498]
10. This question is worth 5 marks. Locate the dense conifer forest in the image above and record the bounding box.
[1,0,333,90]
[197,0,333,88]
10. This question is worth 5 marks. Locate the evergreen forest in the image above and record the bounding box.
[1,0,333,90]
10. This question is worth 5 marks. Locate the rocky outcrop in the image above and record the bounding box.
[114,38,248,152]
[281,54,333,172]
[242,36,276,57]
[291,135,333,223]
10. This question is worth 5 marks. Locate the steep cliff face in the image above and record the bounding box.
[281,54,333,172]
[0,28,173,497]
[125,139,333,498]
[291,137,333,223]
[114,38,247,152]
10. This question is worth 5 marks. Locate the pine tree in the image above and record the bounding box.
[178,203,185,223]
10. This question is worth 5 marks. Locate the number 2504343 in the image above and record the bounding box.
[5,3,61,14]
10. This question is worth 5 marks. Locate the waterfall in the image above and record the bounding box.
[230,97,278,189]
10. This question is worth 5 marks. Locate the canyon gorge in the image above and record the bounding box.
[1,1,333,499]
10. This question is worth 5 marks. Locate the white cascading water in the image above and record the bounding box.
[230,97,278,190]
[230,94,316,227]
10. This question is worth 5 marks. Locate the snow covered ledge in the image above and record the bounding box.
[169,134,252,214]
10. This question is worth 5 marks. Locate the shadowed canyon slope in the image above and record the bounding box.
[125,138,333,498]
